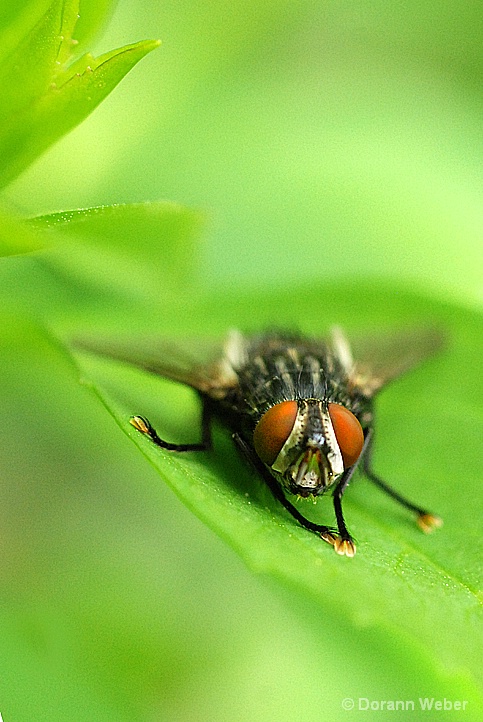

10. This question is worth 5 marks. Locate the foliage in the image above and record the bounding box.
[0,0,158,190]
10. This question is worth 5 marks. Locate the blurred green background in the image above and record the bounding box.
[5,0,483,306]
[0,1,482,720]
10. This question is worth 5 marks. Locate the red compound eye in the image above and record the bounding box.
[253,400,298,466]
[328,403,364,468]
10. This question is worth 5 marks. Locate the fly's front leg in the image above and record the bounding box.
[362,427,442,533]
[232,433,338,547]
[332,464,359,557]
[130,396,212,452]
[330,428,376,557]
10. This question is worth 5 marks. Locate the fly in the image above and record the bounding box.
[76,326,443,557]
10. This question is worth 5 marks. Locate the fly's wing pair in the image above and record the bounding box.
[73,332,239,399]
[74,326,445,400]
[346,326,446,397]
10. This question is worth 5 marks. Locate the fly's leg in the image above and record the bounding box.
[329,428,380,557]
[332,465,359,557]
[362,427,442,533]
[130,397,212,452]
[232,433,338,546]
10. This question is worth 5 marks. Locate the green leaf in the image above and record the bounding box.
[71,283,483,711]
[0,206,45,256]
[0,0,78,123]
[0,0,159,189]
[29,201,203,305]
[73,0,119,54]
[0,1,50,56]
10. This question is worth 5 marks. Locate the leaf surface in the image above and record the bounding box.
[70,282,483,707]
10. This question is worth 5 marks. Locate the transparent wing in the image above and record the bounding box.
[74,325,446,401]
[73,332,240,398]
[338,325,447,397]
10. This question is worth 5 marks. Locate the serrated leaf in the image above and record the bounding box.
[0,39,159,189]
[70,284,483,711]
[0,0,159,189]
[0,0,74,123]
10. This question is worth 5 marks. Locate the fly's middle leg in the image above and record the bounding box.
[332,467,358,557]
[362,428,442,533]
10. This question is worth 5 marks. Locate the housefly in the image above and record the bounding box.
[77,326,443,556]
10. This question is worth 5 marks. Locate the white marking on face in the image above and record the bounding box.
[270,402,345,485]
[320,410,344,477]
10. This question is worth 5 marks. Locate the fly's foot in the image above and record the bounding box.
[320,529,339,547]
[130,415,154,437]
[333,536,357,557]
[417,513,443,534]
[129,415,210,453]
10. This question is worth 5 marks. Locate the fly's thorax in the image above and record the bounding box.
[253,398,363,498]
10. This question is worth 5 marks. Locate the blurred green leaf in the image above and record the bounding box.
[0,1,49,48]
[29,201,203,305]
[0,0,80,123]
[71,283,483,711]
[0,206,45,256]
[75,0,119,53]
[0,0,159,189]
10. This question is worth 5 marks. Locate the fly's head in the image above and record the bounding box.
[253,399,365,497]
